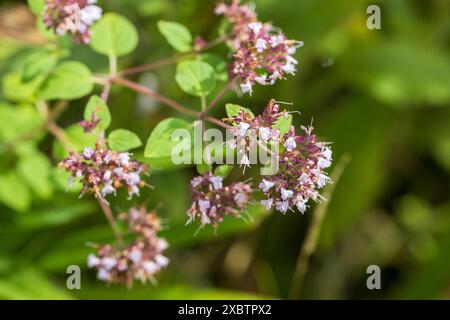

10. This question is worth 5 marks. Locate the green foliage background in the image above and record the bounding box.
[0,0,449,299]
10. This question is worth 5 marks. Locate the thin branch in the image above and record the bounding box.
[202,77,237,115]
[288,154,351,299]
[120,35,227,77]
[111,76,200,117]
[46,121,74,152]
[97,198,125,248]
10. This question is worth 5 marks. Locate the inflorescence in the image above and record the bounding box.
[87,206,169,286]
[42,0,102,43]
[259,125,333,214]
[59,145,148,204]
[216,0,303,95]
[187,172,253,227]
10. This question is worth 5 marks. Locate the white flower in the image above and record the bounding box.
[129,249,142,264]
[209,176,223,190]
[83,146,94,159]
[259,179,275,192]
[234,192,247,206]
[284,137,297,151]
[317,173,330,188]
[255,74,267,85]
[157,239,169,251]
[248,22,262,34]
[201,211,211,225]
[118,153,130,166]
[296,197,308,214]
[227,138,237,149]
[275,201,290,213]
[298,173,311,184]
[101,184,116,197]
[143,261,159,274]
[103,170,112,181]
[80,5,102,25]
[317,157,331,169]
[260,198,273,210]
[198,199,211,213]
[237,122,251,137]
[128,185,140,198]
[87,254,100,267]
[126,172,141,186]
[322,147,332,160]
[240,153,250,167]
[280,188,294,200]
[155,255,169,268]
[240,81,253,95]
[269,35,284,47]
[259,127,272,141]
[255,38,267,52]
[97,268,110,281]
[191,176,203,187]
[282,62,297,75]
[101,257,117,270]
[113,167,124,178]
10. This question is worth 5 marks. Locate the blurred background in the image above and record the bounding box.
[0,0,449,299]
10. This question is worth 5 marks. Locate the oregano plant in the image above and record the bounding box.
[0,0,334,286]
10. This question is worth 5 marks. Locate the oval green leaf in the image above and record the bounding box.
[38,61,93,100]
[90,13,138,57]
[175,60,216,97]
[108,129,142,152]
[157,20,192,53]
[83,95,111,131]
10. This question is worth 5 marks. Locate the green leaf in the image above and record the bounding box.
[157,20,192,53]
[21,50,57,82]
[90,13,138,57]
[175,60,216,97]
[196,162,212,175]
[83,95,111,131]
[0,103,44,143]
[272,114,292,135]
[108,129,142,151]
[38,61,93,100]
[0,172,31,213]
[144,117,192,159]
[225,103,255,118]
[52,124,97,160]
[214,164,234,178]
[17,201,96,230]
[2,72,43,102]
[199,53,228,82]
[16,152,53,199]
[27,0,44,15]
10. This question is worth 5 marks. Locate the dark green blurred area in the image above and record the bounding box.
[0,0,449,299]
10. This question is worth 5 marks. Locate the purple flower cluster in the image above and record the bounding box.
[259,125,332,214]
[42,0,102,43]
[215,0,258,50]
[188,172,252,227]
[225,99,289,169]
[216,0,303,95]
[87,206,169,286]
[59,145,148,204]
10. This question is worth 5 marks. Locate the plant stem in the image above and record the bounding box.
[111,76,232,129]
[111,76,199,117]
[203,77,237,115]
[288,154,351,299]
[97,198,125,248]
[120,35,227,76]
[46,121,74,152]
